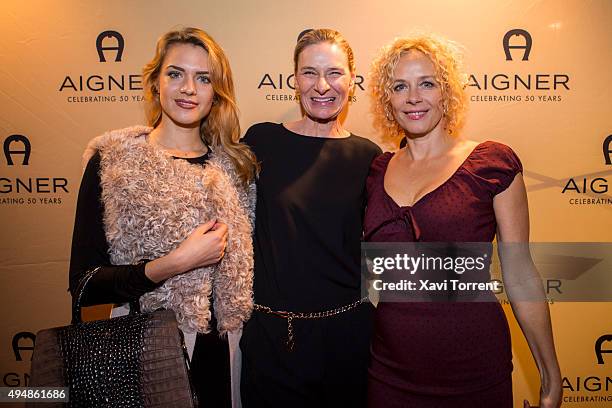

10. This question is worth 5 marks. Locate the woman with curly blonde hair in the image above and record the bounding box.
[369,35,467,145]
[72,27,257,407]
[364,34,561,407]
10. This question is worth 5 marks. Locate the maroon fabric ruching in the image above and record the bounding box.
[364,141,522,407]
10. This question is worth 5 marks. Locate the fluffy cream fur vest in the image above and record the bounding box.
[94,126,255,335]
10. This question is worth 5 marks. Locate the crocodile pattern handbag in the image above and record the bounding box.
[28,267,198,407]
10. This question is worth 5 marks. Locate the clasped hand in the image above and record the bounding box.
[175,219,228,271]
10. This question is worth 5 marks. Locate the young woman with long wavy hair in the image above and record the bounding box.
[72,27,257,407]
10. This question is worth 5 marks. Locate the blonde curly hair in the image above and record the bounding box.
[369,34,468,145]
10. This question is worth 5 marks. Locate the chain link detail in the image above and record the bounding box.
[253,297,368,352]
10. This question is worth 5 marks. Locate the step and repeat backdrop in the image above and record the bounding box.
[1,0,611,406]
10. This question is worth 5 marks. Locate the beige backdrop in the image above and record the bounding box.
[1,0,611,406]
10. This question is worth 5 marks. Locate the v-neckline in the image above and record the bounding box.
[382,142,484,208]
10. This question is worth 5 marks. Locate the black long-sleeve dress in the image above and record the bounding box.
[69,151,231,407]
[239,122,382,408]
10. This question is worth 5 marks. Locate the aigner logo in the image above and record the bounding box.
[12,332,36,362]
[553,136,612,205]
[560,334,612,399]
[96,30,124,62]
[1,134,69,205]
[58,30,142,103]
[503,29,532,61]
[469,29,569,104]
[3,134,31,166]
[595,334,612,364]
[604,135,612,165]
[2,332,36,386]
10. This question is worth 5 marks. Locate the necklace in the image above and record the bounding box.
[151,139,208,158]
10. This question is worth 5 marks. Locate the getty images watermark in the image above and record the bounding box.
[361,243,612,303]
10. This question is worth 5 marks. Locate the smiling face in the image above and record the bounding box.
[389,50,446,138]
[295,42,355,122]
[157,43,215,128]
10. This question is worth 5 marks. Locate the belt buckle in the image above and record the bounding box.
[272,310,290,318]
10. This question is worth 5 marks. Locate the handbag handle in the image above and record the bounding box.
[71,266,140,324]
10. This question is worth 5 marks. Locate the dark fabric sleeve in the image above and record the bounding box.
[372,143,383,157]
[68,152,163,306]
[241,123,260,149]
[467,142,523,197]
[488,142,523,195]
[361,143,385,236]
[366,152,391,199]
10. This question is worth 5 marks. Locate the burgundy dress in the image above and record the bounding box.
[363,141,522,408]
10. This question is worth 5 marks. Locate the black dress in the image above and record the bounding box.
[239,122,382,408]
[69,151,231,408]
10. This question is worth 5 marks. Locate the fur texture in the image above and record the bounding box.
[94,126,255,335]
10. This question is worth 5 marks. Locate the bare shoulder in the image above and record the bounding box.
[458,139,480,152]
[449,139,480,161]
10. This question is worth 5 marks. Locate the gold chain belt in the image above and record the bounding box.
[253,297,368,351]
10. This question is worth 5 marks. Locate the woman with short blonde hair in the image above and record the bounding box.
[239,28,381,407]
[369,34,468,144]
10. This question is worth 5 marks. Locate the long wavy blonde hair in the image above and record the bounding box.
[369,34,468,145]
[143,27,257,184]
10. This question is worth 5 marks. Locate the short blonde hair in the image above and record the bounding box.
[293,28,355,74]
[369,34,468,145]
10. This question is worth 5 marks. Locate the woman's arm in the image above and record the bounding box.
[494,173,562,408]
[69,152,163,305]
[144,220,228,282]
[70,153,228,305]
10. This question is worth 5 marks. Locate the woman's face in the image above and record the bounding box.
[157,43,215,128]
[295,42,355,122]
[389,50,446,138]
